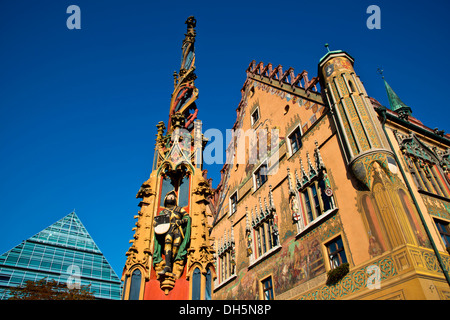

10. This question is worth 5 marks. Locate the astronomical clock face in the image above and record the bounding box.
[325,63,334,78]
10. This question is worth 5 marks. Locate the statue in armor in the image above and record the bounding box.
[153,190,191,276]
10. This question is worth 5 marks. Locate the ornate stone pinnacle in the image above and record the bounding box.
[171,111,186,130]
[287,167,294,192]
[156,121,166,141]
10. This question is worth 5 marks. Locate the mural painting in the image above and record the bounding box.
[214,214,342,299]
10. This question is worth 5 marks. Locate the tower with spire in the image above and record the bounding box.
[122,17,216,300]
[204,38,450,300]
[318,47,450,289]
[318,47,393,189]
[381,76,412,120]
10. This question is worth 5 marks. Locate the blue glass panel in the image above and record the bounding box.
[178,176,190,208]
[129,269,141,300]
[160,176,175,208]
[205,269,211,300]
[192,268,201,300]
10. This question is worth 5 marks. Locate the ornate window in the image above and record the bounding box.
[190,266,214,300]
[395,131,450,198]
[192,267,201,300]
[205,269,212,300]
[248,187,280,263]
[128,268,142,300]
[216,229,236,284]
[405,156,450,197]
[288,141,337,234]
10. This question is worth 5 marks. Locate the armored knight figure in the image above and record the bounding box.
[154,190,190,275]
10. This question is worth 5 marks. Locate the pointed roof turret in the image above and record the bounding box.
[383,79,412,115]
[318,43,353,65]
[377,67,412,116]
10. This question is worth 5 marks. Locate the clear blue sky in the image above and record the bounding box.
[1,0,449,277]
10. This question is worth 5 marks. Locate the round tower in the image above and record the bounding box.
[318,48,395,188]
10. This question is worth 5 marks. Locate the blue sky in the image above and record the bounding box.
[1,0,449,278]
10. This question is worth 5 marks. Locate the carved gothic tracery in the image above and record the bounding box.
[123,17,216,300]
[287,141,336,231]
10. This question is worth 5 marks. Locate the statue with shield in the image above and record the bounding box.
[153,190,191,276]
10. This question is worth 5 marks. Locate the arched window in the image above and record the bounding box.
[348,80,356,93]
[178,175,190,207]
[192,267,201,300]
[129,269,141,300]
[159,176,175,209]
[205,269,212,300]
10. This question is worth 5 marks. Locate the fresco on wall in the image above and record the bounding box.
[422,193,450,221]
[357,162,432,258]
[214,214,342,299]
[272,234,325,296]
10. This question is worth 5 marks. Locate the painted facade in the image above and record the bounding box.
[210,49,450,300]
[122,17,450,300]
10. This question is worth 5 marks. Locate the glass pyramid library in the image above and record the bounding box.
[0,211,122,300]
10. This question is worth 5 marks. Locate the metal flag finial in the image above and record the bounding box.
[377,66,384,79]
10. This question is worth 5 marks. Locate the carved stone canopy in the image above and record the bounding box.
[161,164,190,185]
[394,131,437,164]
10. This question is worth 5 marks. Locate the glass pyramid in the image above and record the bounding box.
[0,211,122,300]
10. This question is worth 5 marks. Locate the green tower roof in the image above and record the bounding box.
[318,44,354,65]
[383,79,412,115]
[319,49,344,64]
